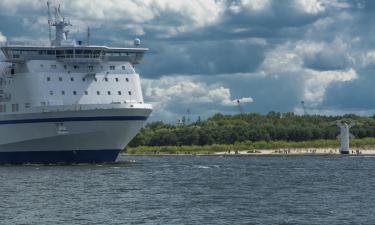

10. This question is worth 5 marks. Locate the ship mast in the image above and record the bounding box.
[47,1,52,44]
[46,1,72,46]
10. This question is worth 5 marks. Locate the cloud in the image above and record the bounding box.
[259,40,358,107]
[142,75,253,121]
[0,32,6,42]
[222,97,254,106]
[296,38,352,71]
[302,68,357,106]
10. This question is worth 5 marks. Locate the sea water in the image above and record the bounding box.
[0,155,375,224]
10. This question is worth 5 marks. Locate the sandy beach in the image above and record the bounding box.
[214,148,375,155]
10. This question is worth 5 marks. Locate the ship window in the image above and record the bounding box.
[88,66,94,71]
[12,104,19,112]
[97,91,100,95]
[115,78,119,82]
[70,77,74,81]
[94,78,97,82]
[118,91,122,95]
[73,91,77,95]
[51,65,57,69]
[64,65,67,69]
[59,77,63,81]
[25,103,30,108]
[107,91,111,95]
[47,50,55,55]
[49,91,54,95]
[126,78,129,82]
[47,77,51,82]
[0,104,6,112]
[82,78,86,81]
[74,65,79,69]
[122,66,126,70]
[61,91,65,95]
[56,50,64,55]
[110,66,115,70]
[128,91,132,95]
[84,91,88,95]
[104,77,108,82]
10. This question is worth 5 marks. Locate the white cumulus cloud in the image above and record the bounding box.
[260,40,357,107]
[142,75,253,120]
[0,32,6,42]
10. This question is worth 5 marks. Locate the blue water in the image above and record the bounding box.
[1,155,375,224]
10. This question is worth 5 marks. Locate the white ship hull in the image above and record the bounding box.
[0,106,151,164]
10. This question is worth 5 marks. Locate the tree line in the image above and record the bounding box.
[129,112,375,147]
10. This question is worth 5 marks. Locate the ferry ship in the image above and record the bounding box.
[0,2,152,163]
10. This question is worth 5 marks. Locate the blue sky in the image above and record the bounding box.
[0,0,374,122]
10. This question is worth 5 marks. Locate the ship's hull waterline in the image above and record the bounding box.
[0,107,151,164]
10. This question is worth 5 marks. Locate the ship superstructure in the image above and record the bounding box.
[0,2,152,163]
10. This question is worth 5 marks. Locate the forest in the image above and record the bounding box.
[128,112,375,148]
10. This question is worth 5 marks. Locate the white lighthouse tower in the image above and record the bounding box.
[337,121,355,154]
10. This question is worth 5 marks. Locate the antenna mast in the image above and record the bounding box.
[87,27,91,46]
[301,100,307,116]
[237,100,245,114]
[47,1,52,44]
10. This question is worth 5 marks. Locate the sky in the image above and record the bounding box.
[0,0,375,122]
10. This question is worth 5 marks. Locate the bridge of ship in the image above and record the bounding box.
[0,45,148,64]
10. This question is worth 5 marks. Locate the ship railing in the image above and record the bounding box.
[0,40,50,47]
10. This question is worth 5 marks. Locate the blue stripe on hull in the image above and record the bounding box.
[0,116,148,125]
[0,149,121,164]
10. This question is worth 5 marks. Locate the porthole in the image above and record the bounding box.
[84,91,88,95]
[126,78,129,82]
[47,77,51,81]
[49,91,53,95]
[59,77,63,81]
[70,77,74,81]
[118,91,122,95]
[115,78,119,82]
[61,91,65,95]
[105,77,108,82]
[107,91,111,95]
[97,91,100,95]
[128,91,132,95]
[73,91,77,95]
